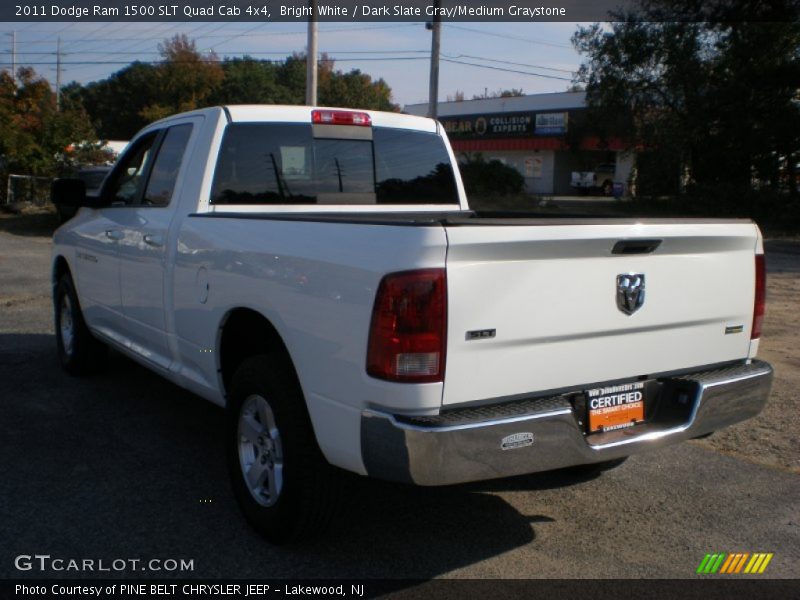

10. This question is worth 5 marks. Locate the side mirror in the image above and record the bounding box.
[51,178,86,207]
[51,178,107,208]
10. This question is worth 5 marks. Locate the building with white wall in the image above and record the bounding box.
[404,92,634,196]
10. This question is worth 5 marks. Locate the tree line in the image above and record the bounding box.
[0,34,397,197]
[73,34,398,140]
[573,0,800,207]
[0,67,111,191]
[2,1,798,219]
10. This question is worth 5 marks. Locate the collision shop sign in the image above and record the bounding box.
[441,110,572,139]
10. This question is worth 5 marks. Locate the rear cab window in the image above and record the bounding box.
[210,122,460,207]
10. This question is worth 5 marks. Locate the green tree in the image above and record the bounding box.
[140,34,224,122]
[572,0,800,197]
[472,88,525,100]
[458,153,524,197]
[446,90,466,102]
[321,68,397,111]
[274,53,308,105]
[276,53,398,110]
[210,57,292,105]
[0,68,109,200]
[77,40,400,141]
[81,62,161,139]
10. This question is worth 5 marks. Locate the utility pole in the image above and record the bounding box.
[11,30,16,84]
[427,0,441,119]
[305,0,318,106]
[56,36,62,111]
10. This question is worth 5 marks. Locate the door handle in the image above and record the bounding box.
[612,239,662,255]
[143,234,165,247]
[105,229,123,241]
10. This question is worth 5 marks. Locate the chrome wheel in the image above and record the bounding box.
[238,394,284,507]
[59,295,75,357]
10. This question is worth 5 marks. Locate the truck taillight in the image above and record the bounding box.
[751,254,766,340]
[367,269,446,383]
[311,109,371,127]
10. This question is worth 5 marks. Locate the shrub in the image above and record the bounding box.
[458,153,525,197]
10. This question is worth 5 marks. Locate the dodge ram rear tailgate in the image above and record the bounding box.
[442,220,759,406]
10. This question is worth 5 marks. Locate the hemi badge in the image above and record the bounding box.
[725,325,744,335]
[501,432,534,451]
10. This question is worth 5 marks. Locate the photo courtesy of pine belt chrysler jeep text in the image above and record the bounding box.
[50,106,774,543]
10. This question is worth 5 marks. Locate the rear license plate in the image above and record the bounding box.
[586,380,646,433]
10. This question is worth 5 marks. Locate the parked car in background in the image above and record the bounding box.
[571,163,616,196]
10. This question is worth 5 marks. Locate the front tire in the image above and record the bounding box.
[54,273,107,375]
[226,355,341,543]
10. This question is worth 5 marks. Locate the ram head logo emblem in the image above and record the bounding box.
[616,273,645,315]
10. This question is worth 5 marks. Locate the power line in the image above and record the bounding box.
[440,57,573,81]
[57,21,233,81]
[61,21,127,48]
[5,47,574,78]
[4,49,430,56]
[107,21,225,55]
[200,21,268,52]
[6,22,42,34]
[444,24,572,49]
[445,53,575,74]
[3,23,419,45]
[1,55,573,82]
[0,57,431,67]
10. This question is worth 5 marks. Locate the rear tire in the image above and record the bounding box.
[54,273,107,375]
[226,354,342,544]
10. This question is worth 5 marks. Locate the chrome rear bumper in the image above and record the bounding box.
[361,360,773,486]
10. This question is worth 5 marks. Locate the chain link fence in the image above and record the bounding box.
[4,174,55,206]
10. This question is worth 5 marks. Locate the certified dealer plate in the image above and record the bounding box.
[586,381,646,433]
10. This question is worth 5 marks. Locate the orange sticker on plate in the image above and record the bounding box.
[587,382,646,433]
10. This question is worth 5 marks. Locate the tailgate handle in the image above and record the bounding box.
[612,239,662,255]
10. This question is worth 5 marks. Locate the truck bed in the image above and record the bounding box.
[188,210,759,407]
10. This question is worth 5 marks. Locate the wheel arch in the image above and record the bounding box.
[52,255,73,297]
[215,306,364,477]
[50,254,80,302]
[217,307,299,401]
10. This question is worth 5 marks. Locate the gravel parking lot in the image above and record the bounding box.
[1,221,798,580]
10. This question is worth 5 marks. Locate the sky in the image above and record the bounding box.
[0,21,584,107]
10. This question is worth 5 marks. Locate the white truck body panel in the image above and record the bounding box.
[171,218,449,473]
[442,222,758,405]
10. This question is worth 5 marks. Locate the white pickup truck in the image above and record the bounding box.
[571,163,616,195]
[51,106,773,543]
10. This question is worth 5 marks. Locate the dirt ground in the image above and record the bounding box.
[693,241,800,473]
[1,211,798,579]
